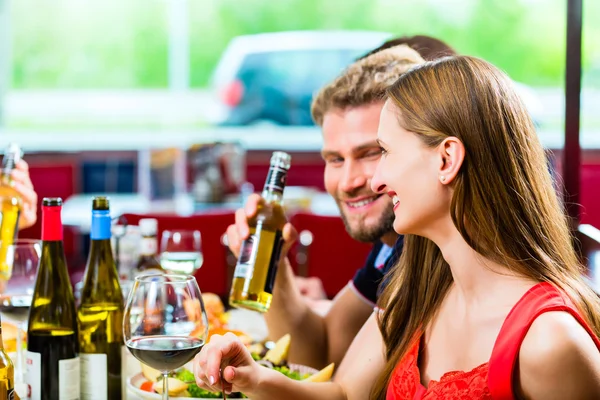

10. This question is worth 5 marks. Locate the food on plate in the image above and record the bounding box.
[154,377,189,396]
[207,327,253,346]
[203,293,229,329]
[263,333,290,365]
[189,293,236,340]
[141,362,162,382]
[185,293,230,332]
[304,363,335,383]
[183,298,204,322]
[134,334,335,398]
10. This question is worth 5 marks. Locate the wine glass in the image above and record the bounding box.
[123,274,209,400]
[160,230,203,275]
[0,239,41,385]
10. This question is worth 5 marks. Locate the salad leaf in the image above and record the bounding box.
[187,384,223,398]
[175,369,195,383]
[273,365,311,381]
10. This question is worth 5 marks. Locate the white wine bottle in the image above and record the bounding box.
[229,151,291,313]
[132,218,164,278]
[26,198,80,400]
[77,196,124,400]
[0,315,15,399]
[0,143,23,286]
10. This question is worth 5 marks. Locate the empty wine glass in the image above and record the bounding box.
[160,230,203,275]
[123,274,208,400]
[0,239,41,385]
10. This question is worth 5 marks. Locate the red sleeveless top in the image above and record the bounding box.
[386,282,600,399]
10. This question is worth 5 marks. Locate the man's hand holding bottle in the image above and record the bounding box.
[226,193,298,261]
[226,192,332,312]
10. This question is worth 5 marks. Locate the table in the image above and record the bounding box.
[6,309,267,399]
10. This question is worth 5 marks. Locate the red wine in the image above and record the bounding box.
[26,329,79,400]
[127,336,204,372]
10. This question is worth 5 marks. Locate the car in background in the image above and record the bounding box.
[209,30,392,126]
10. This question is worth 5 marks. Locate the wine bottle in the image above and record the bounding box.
[0,315,15,399]
[229,151,291,313]
[132,218,164,278]
[77,197,124,400]
[0,143,23,285]
[26,198,80,400]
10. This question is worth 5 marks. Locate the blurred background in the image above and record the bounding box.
[2,0,599,130]
[0,0,599,294]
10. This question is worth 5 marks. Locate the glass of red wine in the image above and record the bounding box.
[123,274,209,400]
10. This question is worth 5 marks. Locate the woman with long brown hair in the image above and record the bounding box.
[193,56,600,399]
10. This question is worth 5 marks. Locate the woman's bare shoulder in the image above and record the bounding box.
[517,311,600,399]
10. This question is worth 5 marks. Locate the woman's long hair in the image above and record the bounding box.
[371,56,600,399]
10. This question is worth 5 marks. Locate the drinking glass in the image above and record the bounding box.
[160,230,203,275]
[0,239,41,383]
[123,274,209,400]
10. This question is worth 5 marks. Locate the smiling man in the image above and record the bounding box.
[226,43,430,369]
[316,102,400,307]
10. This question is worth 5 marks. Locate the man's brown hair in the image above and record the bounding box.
[310,45,424,126]
[358,35,456,61]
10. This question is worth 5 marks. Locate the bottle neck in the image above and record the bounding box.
[90,209,111,241]
[261,189,283,203]
[1,150,17,181]
[89,238,113,253]
[262,165,288,203]
[88,209,114,267]
[42,205,63,241]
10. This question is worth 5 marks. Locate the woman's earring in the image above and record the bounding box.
[440,175,446,182]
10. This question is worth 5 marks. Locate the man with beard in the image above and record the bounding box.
[226,38,455,369]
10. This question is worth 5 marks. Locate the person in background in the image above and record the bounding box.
[226,43,428,370]
[195,55,600,400]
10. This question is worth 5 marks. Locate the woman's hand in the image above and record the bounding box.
[11,160,38,230]
[193,332,263,396]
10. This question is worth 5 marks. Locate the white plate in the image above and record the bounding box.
[127,372,218,400]
[226,309,268,343]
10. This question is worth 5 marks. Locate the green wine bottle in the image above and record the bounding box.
[26,197,80,400]
[77,196,124,400]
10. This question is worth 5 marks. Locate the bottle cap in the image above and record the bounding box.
[92,196,110,211]
[270,151,291,170]
[42,197,62,207]
[2,143,23,174]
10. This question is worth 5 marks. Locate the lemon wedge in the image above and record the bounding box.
[263,334,291,365]
[304,363,335,383]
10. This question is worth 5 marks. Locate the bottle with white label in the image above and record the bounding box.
[77,196,124,400]
[132,218,164,278]
[27,198,80,400]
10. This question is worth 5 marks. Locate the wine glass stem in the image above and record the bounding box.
[162,373,169,400]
